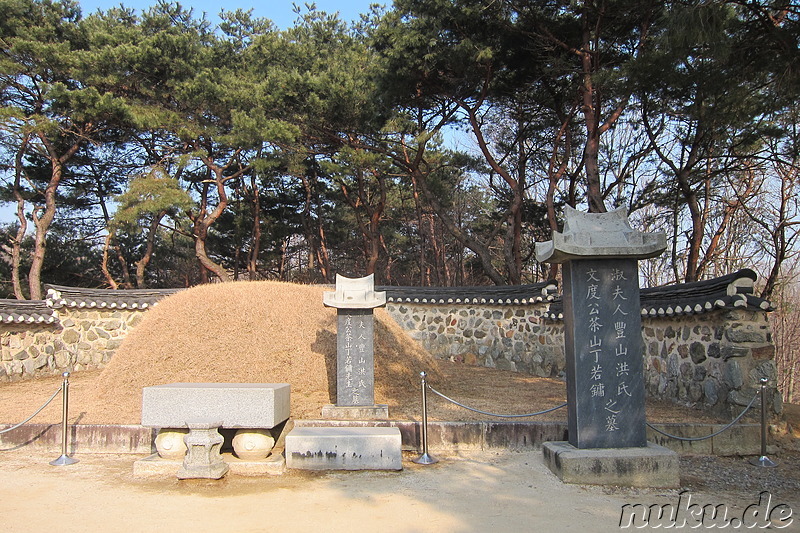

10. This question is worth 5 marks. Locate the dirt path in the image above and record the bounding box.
[4,450,799,532]
[6,449,793,533]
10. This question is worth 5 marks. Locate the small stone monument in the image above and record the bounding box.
[536,206,679,487]
[322,274,389,419]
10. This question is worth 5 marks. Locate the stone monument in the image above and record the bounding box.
[536,206,679,487]
[282,274,402,471]
[322,274,389,419]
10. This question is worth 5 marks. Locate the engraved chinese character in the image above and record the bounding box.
[586,284,600,300]
[586,268,600,282]
[611,269,627,281]
[612,286,627,300]
[589,316,603,332]
[618,382,632,397]
[606,415,619,432]
[588,302,600,315]
[614,322,627,338]
[590,383,605,397]
[589,335,603,363]
[604,398,621,414]
[613,305,629,316]
[615,344,628,357]
[590,364,603,380]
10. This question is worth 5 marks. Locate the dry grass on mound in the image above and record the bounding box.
[83,281,441,424]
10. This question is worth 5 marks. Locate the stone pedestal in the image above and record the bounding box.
[232,429,275,460]
[154,428,189,459]
[542,441,679,488]
[285,426,402,471]
[176,421,229,480]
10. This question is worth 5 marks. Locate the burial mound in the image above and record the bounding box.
[90,280,441,423]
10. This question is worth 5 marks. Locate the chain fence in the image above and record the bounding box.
[417,372,771,460]
[0,385,62,436]
[646,391,760,442]
[427,384,567,418]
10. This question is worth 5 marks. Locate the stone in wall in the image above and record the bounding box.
[1,326,61,381]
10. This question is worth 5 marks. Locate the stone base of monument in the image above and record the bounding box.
[321,404,389,420]
[133,452,286,478]
[175,421,228,480]
[285,426,402,470]
[542,441,679,488]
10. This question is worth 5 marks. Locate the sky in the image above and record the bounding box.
[76,0,385,28]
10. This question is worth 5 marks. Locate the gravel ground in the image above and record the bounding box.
[678,451,800,512]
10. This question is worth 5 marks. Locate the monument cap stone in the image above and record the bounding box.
[323,274,386,309]
[535,206,666,264]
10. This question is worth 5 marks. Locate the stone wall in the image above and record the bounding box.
[642,309,779,416]
[0,308,145,380]
[0,274,780,416]
[386,303,778,416]
[0,285,179,381]
[386,302,565,378]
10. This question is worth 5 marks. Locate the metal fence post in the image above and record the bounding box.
[413,371,438,465]
[50,372,78,466]
[749,378,777,468]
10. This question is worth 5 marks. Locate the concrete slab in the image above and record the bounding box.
[141,383,290,429]
[285,427,402,471]
[542,441,679,488]
[321,404,389,420]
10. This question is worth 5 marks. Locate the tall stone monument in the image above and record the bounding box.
[282,274,402,471]
[322,274,389,419]
[536,207,679,487]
